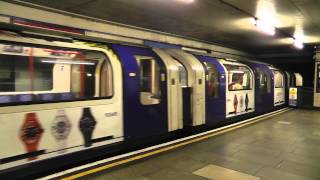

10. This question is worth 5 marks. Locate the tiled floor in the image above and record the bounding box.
[83,109,320,180]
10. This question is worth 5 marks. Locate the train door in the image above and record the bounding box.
[255,67,273,113]
[284,71,291,105]
[110,44,168,139]
[164,49,206,126]
[153,49,183,131]
[272,69,285,106]
[195,55,226,124]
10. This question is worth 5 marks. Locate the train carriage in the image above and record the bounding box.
[0,33,124,170]
[0,30,303,177]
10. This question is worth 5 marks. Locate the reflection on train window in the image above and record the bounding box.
[0,44,113,105]
[224,64,252,91]
[274,70,284,88]
[257,69,271,93]
[0,55,53,92]
[204,62,219,98]
[135,56,161,105]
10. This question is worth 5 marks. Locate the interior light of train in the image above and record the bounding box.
[254,18,275,36]
[230,70,245,74]
[293,38,304,49]
[41,59,95,65]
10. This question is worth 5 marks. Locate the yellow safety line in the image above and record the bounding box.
[62,109,291,180]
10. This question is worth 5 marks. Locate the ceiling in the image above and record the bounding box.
[6,0,320,60]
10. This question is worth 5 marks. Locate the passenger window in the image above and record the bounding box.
[204,62,219,98]
[224,64,252,91]
[0,43,113,105]
[135,56,161,105]
[274,70,284,88]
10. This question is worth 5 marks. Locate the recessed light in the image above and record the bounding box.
[253,18,275,36]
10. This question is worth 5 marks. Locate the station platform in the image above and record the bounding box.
[51,109,320,180]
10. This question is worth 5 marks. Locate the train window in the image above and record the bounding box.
[0,44,113,105]
[0,55,53,92]
[224,64,252,91]
[100,60,113,97]
[274,70,284,88]
[294,73,303,87]
[135,56,161,105]
[204,62,219,98]
[173,59,188,87]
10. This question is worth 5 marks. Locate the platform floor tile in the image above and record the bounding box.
[80,109,320,180]
[193,164,260,180]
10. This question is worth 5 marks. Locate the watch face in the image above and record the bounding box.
[51,111,72,140]
[80,117,96,131]
[20,113,44,144]
[21,125,42,142]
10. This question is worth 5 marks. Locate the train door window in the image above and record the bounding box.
[135,56,161,105]
[295,73,303,87]
[224,64,252,91]
[257,69,271,93]
[100,58,113,97]
[204,62,219,98]
[274,70,284,88]
[173,59,188,87]
[0,43,113,105]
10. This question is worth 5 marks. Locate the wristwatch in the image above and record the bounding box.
[51,109,72,152]
[239,95,244,110]
[19,112,44,160]
[79,108,97,147]
[245,93,249,111]
[233,94,238,114]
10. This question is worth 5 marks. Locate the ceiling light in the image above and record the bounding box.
[177,0,194,3]
[253,18,275,36]
[41,59,95,65]
[293,38,304,49]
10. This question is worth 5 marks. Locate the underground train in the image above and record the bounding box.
[0,30,303,176]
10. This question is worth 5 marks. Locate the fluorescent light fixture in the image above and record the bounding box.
[254,18,275,36]
[41,59,95,65]
[177,0,194,3]
[293,38,304,49]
